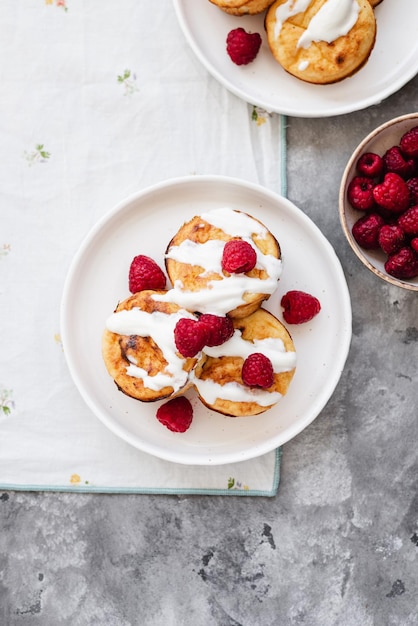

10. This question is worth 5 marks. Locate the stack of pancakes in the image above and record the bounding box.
[102,208,297,418]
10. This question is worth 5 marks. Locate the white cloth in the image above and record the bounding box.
[0,0,285,495]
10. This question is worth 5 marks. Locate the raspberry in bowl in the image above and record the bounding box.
[339,113,418,291]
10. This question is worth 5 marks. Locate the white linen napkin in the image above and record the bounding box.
[0,0,286,495]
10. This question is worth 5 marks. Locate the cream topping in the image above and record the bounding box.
[274,0,311,39]
[203,330,296,372]
[273,0,360,48]
[193,377,282,408]
[297,0,360,49]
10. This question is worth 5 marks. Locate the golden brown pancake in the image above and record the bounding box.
[102,290,201,402]
[209,0,274,15]
[193,308,296,417]
[165,208,282,319]
[265,0,376,84]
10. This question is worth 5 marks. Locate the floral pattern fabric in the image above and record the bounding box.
[0,0,285,495]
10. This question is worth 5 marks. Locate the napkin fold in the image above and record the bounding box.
[0,0,286,495]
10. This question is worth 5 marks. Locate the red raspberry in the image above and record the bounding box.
[352,213,384,249]
[411,238,418,253]
[385,246,418,279]
[347,176,376,211]
[356,152,384,178]
[407,177,418,206]
[174,318,209,358]
[398,205,418,235]
[222,240,257,274]
[199,314,234,347]
[242,353,274,389]
[156,396,193,433]
[128,255,166,293]
[226,28,262,66]
[378,224,405,255]
[400,126,418,158]
[372,172,410,213]
[280,290,321,325]
[383,146,416,179]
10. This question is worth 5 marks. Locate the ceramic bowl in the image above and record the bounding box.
[339,113,418,291]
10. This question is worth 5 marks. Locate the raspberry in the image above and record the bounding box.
[199,314,234,347]
[384,246,418,279]
[372,173,410,213]
[400,126,418,158]
[411,238,418,253]
[128,255,166,293]
[280,290,321,325]
[398,205,418,235]
[407,177,418,206]
[242,353,274,389]
[226,28,262,66]
[222,240,257,274]
[352,213,384,249]
[378,224,405,255]
[174,318,209,358]
[383,146,416,179]
[156,396,193,433]
[347,176,376,211]
[356,152,384,178]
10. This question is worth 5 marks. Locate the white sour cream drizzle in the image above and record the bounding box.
[274,0,360,48]
[194,378,282,407]
[105,308,195,392]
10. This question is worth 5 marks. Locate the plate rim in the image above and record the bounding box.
[61,175,353,465]
[172,0,418,118]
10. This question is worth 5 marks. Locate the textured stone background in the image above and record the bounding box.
[1,64,417,626]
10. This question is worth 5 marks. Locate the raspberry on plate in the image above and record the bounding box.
[174,318,209,358]
[242,353,274,389]
[352,213,384,249]
[222,239,257,274]
[347,176,376,211]
[383,146,416,179]
[356,152,384,178]
[384,246,418,279]
[226,28,262,66]
[199,314,234,347]
[280,290,321,325]
[378,224,405,255]
[398,205,418,235]
[400,126,418,158]
[128,255,166,293]
[372,172,410,213]
[156,396,193,433]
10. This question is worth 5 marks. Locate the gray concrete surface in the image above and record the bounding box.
[1,70,417,626]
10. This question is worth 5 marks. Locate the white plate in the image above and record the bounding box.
[173,0,418,118]
[61,176,352,465]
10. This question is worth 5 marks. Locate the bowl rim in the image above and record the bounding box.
[339,112,418,292]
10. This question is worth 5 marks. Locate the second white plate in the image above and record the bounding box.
[173,0,418,117]
[61,176,352,465]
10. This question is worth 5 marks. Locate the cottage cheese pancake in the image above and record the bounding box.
[102,291,201,402]
[193,308,296,417]
[209,0,274,15]
[162,208,282,319]
[266,0,376,84]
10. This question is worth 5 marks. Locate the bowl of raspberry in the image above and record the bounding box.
[339,113,418,291]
